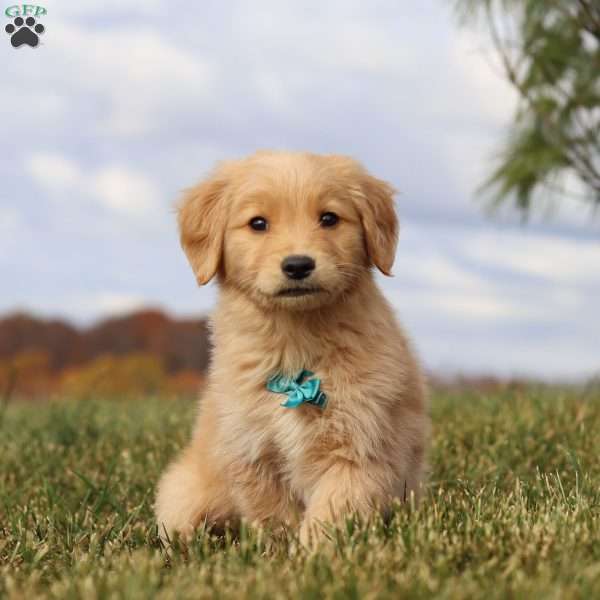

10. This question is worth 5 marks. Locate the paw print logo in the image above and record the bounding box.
[5,16,45,48]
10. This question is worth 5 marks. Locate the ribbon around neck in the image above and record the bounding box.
[266,370,327,409]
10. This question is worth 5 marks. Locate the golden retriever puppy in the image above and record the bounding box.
[155,151,429,545]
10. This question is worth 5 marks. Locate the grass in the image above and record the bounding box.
[1,386,600,599]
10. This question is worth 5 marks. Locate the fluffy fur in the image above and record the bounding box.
[155,151,429,545]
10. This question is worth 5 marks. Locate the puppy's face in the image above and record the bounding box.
[178,152,398,311]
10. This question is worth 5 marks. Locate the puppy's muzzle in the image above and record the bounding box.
[281,255,315,280]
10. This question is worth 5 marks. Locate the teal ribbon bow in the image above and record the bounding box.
[266,370,327,409]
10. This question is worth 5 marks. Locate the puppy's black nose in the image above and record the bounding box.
[281,255,315,280]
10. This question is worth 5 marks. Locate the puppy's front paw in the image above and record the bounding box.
[155,489,197,544]
[154,461,206,543]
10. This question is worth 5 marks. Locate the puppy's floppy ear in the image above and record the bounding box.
[177,166,230,285]
[357,174,399,276]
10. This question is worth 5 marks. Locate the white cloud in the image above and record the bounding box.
[26,152,161,219]
[55,0,163,17]
[4,19,215,138]
[232,4,415,75]
[463,231,600,284]
[92,167,160,217]
[30,292,152,324]
[436,292,520,319]
[396,253,487,292]
[70,27,214,136]
[87,292,149,315]
[387,286,534,322]
[26,154,81,192]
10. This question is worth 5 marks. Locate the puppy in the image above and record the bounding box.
[155,151,429,545]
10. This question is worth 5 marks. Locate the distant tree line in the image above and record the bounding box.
[0,309,211,374]
[0,310,211,400]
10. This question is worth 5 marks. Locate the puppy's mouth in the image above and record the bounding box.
[275,286,324,298]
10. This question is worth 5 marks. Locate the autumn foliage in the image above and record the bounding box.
[0,310,209,400]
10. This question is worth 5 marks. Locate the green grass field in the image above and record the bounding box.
[1,387,600,599]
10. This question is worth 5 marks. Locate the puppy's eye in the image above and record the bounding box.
[249,216,268,231]
[319,212,339,228]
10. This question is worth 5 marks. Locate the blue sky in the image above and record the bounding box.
[1,0,599,379]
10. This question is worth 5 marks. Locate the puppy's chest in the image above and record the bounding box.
[213,338,392,472]
[222,384,326,465]
[219,371,383,481]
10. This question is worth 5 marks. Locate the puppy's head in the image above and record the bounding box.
[178,151,398,310]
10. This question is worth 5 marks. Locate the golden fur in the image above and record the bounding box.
[155,151,429,545]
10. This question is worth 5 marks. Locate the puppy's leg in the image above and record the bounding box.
[230,457,300,529]
[155,442,235,541]
[299,461,389,547]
